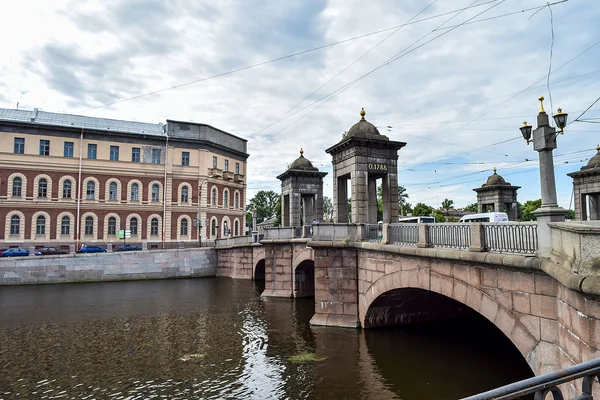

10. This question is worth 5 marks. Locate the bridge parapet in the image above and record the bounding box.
[550,221,600,278]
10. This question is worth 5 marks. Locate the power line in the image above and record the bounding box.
[79,1,500,113]
[573,96,600,122]
[249,0,506,151]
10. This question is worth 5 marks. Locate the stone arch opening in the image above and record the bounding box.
[254,259,265,280]
[294,260,315,298]
[363,287,534,397]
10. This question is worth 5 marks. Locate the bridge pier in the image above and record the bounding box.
[309,244,360,328]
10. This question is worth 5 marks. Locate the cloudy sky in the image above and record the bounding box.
[1,0,599,210]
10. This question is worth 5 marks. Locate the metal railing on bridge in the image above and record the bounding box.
[483,222,538,254]
[389,224,419,246]
[365,224,381,242]
[428,223,472,250]
[463,356,600,399]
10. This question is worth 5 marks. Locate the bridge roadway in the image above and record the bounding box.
[215,223,600,396]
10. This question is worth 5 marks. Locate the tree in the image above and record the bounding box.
[323,196,333,221]
[520,199,542,221]
[398,185,409,216]
[434,209,446,223]
[246,190,280,226]
[441,198,454,216]
[464,203,478,213]
[413,202,434,217]
[566,209,575,220]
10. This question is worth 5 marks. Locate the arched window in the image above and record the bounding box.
[109,182,117,201]
[38,178,48,198]
[211,219,217,236]
[63,180,72,199]
[151,184,160,202]
[12,177,22,197]
[181,186,189,203]
[223,220,229,236]
[36,215,46,235]
[235,192,240,209]
[61,216,70,235]
[234,220,239,236]
[85,216,94,235]
[150,218,159,235]
[180,219,188,236]
[86,181,95,200]
[108,217,117,235]
[131,183,139,201]
[211,187,217,205]
[130,218,138,235]
[223,190,229,208]
[10,215,20,235]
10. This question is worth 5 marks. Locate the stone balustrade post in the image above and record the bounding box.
[381,223,390,244]
[69,245,75,254]
[417,224,432,248]
[142,242,148,251]
[468,223,487,252]
[107,243,113,253]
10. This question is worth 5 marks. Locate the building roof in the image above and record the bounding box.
[0,108,165,137]
[289,148,318,171]
[346,108,385,139]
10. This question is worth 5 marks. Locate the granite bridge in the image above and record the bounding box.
[215,221,600,396]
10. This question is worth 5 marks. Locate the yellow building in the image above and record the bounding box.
[0,108,248,250]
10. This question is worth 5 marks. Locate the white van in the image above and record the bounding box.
[459,212,509,223]
[398,216,435,223]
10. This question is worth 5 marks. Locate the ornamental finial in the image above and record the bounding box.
[538,96,545,113]
[300,148,304,156]
[493,167,497,173]
[360,108,366,118]
[596,145,600,152]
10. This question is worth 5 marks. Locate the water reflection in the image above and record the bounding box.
[0,278,532,399]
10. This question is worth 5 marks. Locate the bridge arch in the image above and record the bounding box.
[360,268,539,364]
[292,247,314,270]
[252,248,266,280]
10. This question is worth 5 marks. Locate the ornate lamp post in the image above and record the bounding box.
[519,96,568,257]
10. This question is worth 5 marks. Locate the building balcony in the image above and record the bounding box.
[210,168,223,178]
[234,173,245,183]
[223,171,234,180]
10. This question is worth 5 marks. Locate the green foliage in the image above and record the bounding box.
[520,199,542,221]
[434,210,446,223]
[413,202,434,217]
[246,190,280,226]
[441,198,454,215]
[464,203,478,212]
[323,196,333,221]
[566,209,575,220]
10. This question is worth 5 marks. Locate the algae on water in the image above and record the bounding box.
[287,353,327,363]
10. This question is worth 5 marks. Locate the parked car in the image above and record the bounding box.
[118,244,142,252]
[0,248,30,257]
[78,245,107,254]
[34,247,68,256]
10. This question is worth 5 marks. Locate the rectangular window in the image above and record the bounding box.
[224,159,229,172]
[64,142,74,157]
[39,140,50,156]
[14,138,25,154]
[88,144,97,159]
[236,162,240,174]
[110,145,119,161]
[181,151,190,166]
[132,147,140,162]
[212,156,217,168]
[152,149,161,164]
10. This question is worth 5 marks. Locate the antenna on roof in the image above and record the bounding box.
[16,102,19,110]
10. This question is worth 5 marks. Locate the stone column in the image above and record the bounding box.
[303,195,315,224]
[336,176,348,223]
[367,176,377,223]
[590,195,600,220]
[351,169,368,224]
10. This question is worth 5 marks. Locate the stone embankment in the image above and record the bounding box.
[0,248,216,285]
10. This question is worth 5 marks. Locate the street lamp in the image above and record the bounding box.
[197,175,212,247]
[519,96,568,257]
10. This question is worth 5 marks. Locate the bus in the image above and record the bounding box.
[398,216,436,223]
[458,212,508,223]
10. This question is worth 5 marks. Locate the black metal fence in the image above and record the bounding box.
[462,357,600,399]
[365,224,380,242]
[483,223,538,254]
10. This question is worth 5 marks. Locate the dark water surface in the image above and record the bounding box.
[0,278,533,399]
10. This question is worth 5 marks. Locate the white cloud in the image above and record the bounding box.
[1,0,598,210]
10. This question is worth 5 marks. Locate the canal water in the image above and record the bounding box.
[0,278,533,399]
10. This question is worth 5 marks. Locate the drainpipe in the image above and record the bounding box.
[75,128,84,251]
[162,126,169,248]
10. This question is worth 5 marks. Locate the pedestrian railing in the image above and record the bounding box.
[483,222,538,254]
[462,356,600,400]
[428,223,471,250]
[389,223,419,246]
[365,224,380,242]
